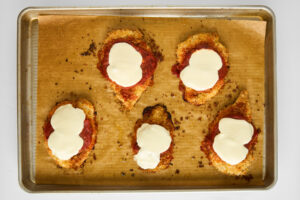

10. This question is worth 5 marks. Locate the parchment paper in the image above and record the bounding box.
[36,15,266,187]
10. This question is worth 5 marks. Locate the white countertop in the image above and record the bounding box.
[1,0,299,199]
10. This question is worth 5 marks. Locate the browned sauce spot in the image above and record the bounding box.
[174,118,180,125]
[198,161,204,168]
[81,41,97,56]
[235,174,254,182]
[226,94,232,99]
[257,128,261,134]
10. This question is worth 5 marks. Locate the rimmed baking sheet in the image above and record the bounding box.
[17,6,276,192]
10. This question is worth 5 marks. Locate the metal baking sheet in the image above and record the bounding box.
[17,6,277,192]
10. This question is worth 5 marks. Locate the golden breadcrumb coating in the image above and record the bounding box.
[201,90,258,176]
[132,104,175,172]
[173,33,229,105]
[43,99,97,169]
[98,29,160,110]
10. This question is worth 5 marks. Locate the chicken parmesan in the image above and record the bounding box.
[201,90,258,176]
[172,33,229,105]
[132,104,175,172]
[43,99,97,169]
[97,29,162,110]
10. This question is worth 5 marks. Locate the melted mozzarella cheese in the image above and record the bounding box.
[180,49,222,91]
[213,118,254,165]
[48,104,86,160]
[134,123,171,169]
[134,150,160,169]
[107,42,143,87]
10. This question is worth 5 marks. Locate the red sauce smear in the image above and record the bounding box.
[132,140,140,154]
[209,115,258,150]
[172,43,228,92]
[98,38,158,88]
[43,119,93,153]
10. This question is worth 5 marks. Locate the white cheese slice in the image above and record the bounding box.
[107,42,143,87]
[134,149,160,170]
[48,104,86,160]
[180,49,222,91]
[134,123,172,169]
[213,118,254,165]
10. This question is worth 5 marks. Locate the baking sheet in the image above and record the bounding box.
[35,15,266,187]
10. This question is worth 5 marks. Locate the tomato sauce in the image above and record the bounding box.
[172,43,228,92]
[43,118,93,153]
[208,114,258,150]
[98,38,158,88]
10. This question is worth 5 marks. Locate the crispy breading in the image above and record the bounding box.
[111,77,153,110]
[174,33,229,105]
[132,104,175,172]
[98,29,158,110]
[43,99,97,169]
[201,90,258,176]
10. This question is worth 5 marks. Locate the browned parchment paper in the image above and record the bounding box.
[36,15,266,187]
